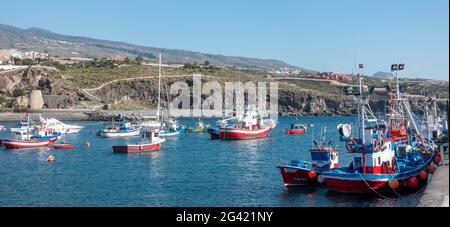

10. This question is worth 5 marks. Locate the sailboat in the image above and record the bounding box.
[322,69,435,193]
[156,54,184,138]
[111,54,167,152]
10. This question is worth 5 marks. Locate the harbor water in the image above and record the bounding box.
[0,116,424,206]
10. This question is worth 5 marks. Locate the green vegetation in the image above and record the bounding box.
[12,88,27,97]
[108,102,154,111]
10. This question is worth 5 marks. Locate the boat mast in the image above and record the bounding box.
[157,53,162,122]
[358,74,366,174]
[26,114,30,140]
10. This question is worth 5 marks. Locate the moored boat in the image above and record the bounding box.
[218,106,272,140]
[112,131,165,153]
[9,121,34,134]
[286,124,307,134]
[322,70,435,194]
[2,138,57,149]
[277,126,339,186]
[37,115,84,134]
[159,118,184,138]
[99,120,141,138]
[185,119,209,132]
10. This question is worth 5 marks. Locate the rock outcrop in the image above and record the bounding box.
[0,66,88,108]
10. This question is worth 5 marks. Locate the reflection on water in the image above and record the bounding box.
[0,117,425,207]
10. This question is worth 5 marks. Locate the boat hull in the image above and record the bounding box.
[100,130,140,138]
[277,165,319,186]
[53,144,74,149]
[186,127,207,133]
[219,127,270,140]
[207,128,221,139]
[323,158,432,193]
[112,142,163,153]
[2,138,57,149]
[286,129,306,134]
[159,129,183,138]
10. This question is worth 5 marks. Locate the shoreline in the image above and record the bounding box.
[0,109,359,122]
[0,110,90,121]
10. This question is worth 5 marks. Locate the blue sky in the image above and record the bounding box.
[0,0,448,80]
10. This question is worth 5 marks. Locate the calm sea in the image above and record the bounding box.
[0,116,423,206]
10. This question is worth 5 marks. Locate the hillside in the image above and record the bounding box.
[1,63,447,115]
[0,24,304,71]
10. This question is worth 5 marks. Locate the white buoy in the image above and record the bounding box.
[317,175,324,184]
[47,155,55,162]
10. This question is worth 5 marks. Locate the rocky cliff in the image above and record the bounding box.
[0,66,87,108]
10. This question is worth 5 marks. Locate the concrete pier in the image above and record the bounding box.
[418,145,449,207]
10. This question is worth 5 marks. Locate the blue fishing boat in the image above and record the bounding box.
[159,118,184,138]
[322,71,436,193]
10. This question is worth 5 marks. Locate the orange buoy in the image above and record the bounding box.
[47,155,55,162]
[427,165,436,174]
[407,176,419,188]
[388,178,399,189]
[308,170,317,180]
[433,155,441,165]
[418,170,428,181]
[84,140,91,147]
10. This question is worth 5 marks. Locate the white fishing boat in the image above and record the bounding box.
[99,120,141,138]
[37,115,84,134]
[9,121,34,134]
[138,115,161,129]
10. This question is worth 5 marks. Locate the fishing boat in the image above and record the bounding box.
[37,115,84,134]
[322,71,435,193]
[138,115,161,129]
[0,125,5,131]
[218,106,271,140]
[277,126,339,186]
[112,131,165,153]
[99,120,141,138]
[207,117,238,139]
[420,97,448,142]
[9,121,34,134]
[185,119,209,132]
[2,115,57,149]
[159,118,184,137]
[286,124,307,134]
[2,138,57,149]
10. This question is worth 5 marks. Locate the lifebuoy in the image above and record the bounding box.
[345,138,357,153]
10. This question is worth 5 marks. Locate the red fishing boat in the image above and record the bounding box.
[286,124,307,134]
[277,126,339,186]
[214,107,273,140]
[2,138,57,149]
[112,131,165,153]
[218,107,271,140]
